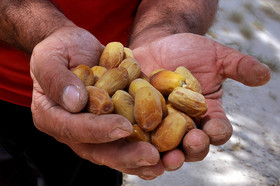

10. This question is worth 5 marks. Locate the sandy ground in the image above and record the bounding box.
[124,0,280,185]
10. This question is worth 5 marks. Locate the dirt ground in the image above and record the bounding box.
[124,0,280,185]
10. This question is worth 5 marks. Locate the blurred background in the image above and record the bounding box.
[124,0,280,185]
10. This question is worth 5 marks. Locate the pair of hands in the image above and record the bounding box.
[30,26,270,180]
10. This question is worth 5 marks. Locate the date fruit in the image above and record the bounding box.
[72,64,94,86]
[151,112,194,152]
[168,87,208,117]
[112,90,135,124]
[86,86,114,115]
[99,42,124,69]
[134,87,163,132]
[95,67,128,96]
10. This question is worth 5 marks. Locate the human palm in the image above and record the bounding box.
[133,33,271,147]
[30,29,270,180]
[30,26,165,180]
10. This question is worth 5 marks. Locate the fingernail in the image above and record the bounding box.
[142,169,157,177]
[255,64,271,84]
[63,85,80,111]
[109,128,131,140]
[165,167,178,171]
[139,175,157,180]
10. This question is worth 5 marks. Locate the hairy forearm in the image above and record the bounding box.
[0,0,74,53]
[129,0,218,48]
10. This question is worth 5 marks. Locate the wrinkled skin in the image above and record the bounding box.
[31,27,164,180]
[133,33,271,168]
[30,27,270,180]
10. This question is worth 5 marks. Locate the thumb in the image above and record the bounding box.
[216,43,271,86]
[30,34,101,113]
[31,54,87,113]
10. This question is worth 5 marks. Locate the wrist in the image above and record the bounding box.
[129,28,172,49]
[18,15,76,53]
[128,0,218,49]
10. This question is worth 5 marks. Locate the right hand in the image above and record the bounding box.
[30,26,164,180]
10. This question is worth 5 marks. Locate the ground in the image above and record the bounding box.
[124,0,280,185]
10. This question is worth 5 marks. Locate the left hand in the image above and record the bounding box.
[132,33,271,171]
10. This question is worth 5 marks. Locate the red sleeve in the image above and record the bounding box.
[0,0,139,107]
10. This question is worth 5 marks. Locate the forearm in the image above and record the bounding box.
[0,0,74,53]
[129,0,218,48]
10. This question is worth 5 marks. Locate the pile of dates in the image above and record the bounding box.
[72,42,208,152]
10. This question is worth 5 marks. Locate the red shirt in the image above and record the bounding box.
[0,0,139,107]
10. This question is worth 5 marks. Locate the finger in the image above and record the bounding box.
[201,90,233,145]
[161,149,185,171]
[31,93,133,143]
[71,141,164,178]
[182,129,210,162]
[138,161,165,180]
[216,42,271,86]
[30,29,103,113]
